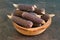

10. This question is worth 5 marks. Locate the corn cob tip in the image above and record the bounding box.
[7,13,13,19]
[42,20,45,24]
[49,14,55,17]
[41,8,45,14]
[33,5,37,8]
[16,8,19,10]
[36,15,42,18]
[7,15,12,19]
[13,4,18,8]
[32,6,35,11]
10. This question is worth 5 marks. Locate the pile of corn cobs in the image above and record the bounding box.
[7,4,52,28]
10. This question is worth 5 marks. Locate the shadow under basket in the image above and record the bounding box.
[12,17,51,36]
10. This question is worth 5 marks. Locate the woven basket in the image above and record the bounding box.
[12,17,51,36]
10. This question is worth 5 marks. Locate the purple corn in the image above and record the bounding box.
[34,8,45,15]
[11,16,33,28]
[22,12,45,24]
[13,10,23,17]
[41,14,49,22]
[13,4,37,12]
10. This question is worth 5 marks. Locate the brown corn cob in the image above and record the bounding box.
[13,9,23,17]
[13,10,42,18]
[41,14,55,22]
[41,14,49,22]
[33,23,41,27]
[13,4,37,12]
[34,8,45,15]
[22,12,45,24]
[7,15,33,28]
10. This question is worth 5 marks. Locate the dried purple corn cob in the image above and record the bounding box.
[14,9,42,18]
[22,12,45,24]
[41,14,49,22]
[13,4,37,12]
[7,15,33,28]
[34,8,45,15]
[33,23,41,27]
[41,14,55,22]
[13,9,23,17]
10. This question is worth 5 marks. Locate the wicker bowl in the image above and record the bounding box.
[12,17,51,36]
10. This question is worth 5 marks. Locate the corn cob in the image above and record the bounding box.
[34,8,45,15]
[41,14,49,22]
[33,23,41,27]
[22,12,45,24]
[7,15,33,28]
[13,9,23,17]
[13,4,37,12]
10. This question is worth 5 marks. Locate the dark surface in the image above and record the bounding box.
[0,0,60,40]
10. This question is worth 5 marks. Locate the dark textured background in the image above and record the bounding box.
[0,0,60,40]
